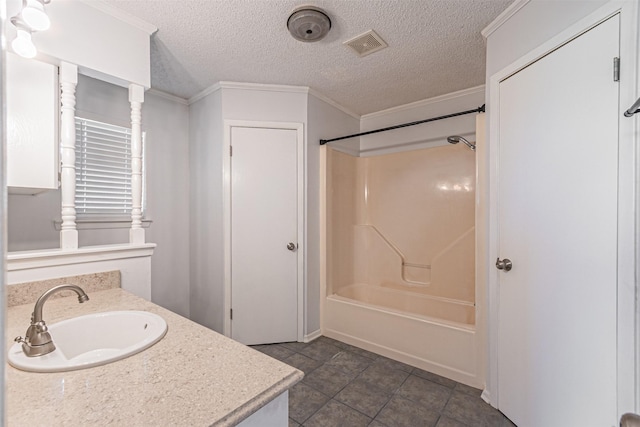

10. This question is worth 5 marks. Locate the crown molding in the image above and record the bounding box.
[361,85,485,120]
[217,81,308,93]
[188,81,331,105]
[308,88,361,120]
[189,81,309,104]
[79,0,158,35]
[481,0,530,39]
[190,81,480,121]
[147,88,189,106]
[188,82,223,104]
[217,82,360,119]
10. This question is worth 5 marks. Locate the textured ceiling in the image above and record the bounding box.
[102,0,513,115]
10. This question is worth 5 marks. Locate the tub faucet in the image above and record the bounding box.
[14,284,89,357]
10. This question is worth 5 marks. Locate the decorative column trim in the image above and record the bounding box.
[129,84,145,244]
[59,62,78,250]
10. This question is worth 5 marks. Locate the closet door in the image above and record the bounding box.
[496,15,619,426]
[230,126,299,345]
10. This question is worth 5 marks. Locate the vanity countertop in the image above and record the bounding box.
[6,288,303,426]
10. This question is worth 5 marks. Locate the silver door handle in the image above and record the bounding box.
[287,242,296,251]
[496,258,512,272]
[620,413,640,427]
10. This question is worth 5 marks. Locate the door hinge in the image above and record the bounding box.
[614,57,620,82]
[230,146,233,156]
[230,308,233,320]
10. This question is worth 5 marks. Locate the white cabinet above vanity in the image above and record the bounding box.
[6,0,154,197]
[6,52,59,194]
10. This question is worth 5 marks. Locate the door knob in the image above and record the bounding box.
[287,242,296,251]
[496,257,512,272]
[620,413,640,427]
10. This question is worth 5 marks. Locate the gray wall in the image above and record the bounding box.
[306,94,360,334]
[7,190,60,250]
[7,75,191,317]
[188,90,223,331]
[143,91,190,317]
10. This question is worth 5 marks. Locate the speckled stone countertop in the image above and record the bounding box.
[6,288,303,426]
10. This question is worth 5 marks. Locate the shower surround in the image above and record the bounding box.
[323,143,480,386]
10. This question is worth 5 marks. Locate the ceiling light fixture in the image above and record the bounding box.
[9,0,51,59]
[11,17,37,59]
[21,0,51,31]
[287,5,331,42]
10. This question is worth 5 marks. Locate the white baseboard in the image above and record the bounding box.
[324,328,481,388]
[303,329,322,343]
[481,389,493,406]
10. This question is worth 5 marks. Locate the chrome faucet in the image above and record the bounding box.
[15,284,89,357]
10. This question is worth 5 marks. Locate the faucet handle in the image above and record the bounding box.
[16,322,56,356]
[28,321,53,347]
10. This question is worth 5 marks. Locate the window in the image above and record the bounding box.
[74,117,145,218]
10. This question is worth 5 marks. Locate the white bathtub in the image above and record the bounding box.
[323,283,480,387]
[336,283,475,326]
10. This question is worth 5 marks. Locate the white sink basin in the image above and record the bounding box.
[8,310,167,373]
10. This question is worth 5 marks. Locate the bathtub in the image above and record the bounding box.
[336,283,475,326]
[323,283,479,387]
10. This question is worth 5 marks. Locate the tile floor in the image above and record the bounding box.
[253,336,515,427]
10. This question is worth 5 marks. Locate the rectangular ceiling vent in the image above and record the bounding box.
[343,30,388,58]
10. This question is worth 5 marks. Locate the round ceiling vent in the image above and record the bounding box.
[287,6,331,42]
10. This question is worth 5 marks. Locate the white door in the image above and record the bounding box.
[497,15,619,427]
[230,126,299,345]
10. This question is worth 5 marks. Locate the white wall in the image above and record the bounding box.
[360,87,484,156]
[306,94,360,335]
[7,75,191,317]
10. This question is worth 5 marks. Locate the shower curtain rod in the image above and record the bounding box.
[319,104,485,145]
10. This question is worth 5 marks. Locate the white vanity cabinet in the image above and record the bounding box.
[6,52,59,194]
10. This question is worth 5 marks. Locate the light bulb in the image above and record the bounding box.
[22,0,50,31]
[12,28,37,58]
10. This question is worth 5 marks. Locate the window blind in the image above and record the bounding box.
[75,117,138,216]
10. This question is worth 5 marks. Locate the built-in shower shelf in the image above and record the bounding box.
[402,262,431,285]
[357,224,432,286]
